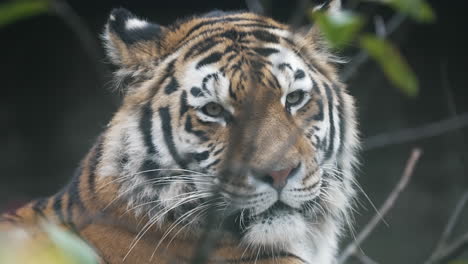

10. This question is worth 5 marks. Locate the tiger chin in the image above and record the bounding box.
[0,1,360,263]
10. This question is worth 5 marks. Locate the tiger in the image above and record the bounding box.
[0,1,360,263]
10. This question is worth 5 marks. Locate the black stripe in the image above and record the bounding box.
[233,23,285,30]
[66,165,85,227]
[228,82,238,101]
[151,60,176,98]
[52,190,66,223]
[204,158,221,169]
[294,69,305,80]
[213,147,225,156]
[184,17,272,40]
[159,107,187,168]
[140,159,161,180]
[140,102,156,155]
[324,82,335,161]
[313,135,321,148]
[164,77,180,94]
[196,52,223,69]
[185,115,209,141]
[201,74,217,95]
[192,151,210,162]
[88,138,103,196]
[184,38,221,59]
[253,47,279,57]
[31,198,47,217]
[309,99,324,121]
[190,87,205,97]
[278,63,293,71]
[251,30,279,43]
[179,91,189,118]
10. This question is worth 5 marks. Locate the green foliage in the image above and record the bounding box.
[360,34,418,96]
[309,0,434,97]
[43,223,99,264]
[0,223,99,264]
[448,261,468,264]
[0,0,50,27]
[370,0,436,22]
[310,10,365,50]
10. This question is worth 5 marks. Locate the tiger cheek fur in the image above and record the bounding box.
[1,1,360,264]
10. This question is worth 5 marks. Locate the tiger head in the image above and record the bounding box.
[99,2,358,261]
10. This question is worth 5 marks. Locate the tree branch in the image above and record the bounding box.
[364,113,468,151]
[337,148,422,264]
[426,190,468,264]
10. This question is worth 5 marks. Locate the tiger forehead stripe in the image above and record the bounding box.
[181,15,286,40]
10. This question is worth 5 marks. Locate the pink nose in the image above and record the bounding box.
[267,167,294,189]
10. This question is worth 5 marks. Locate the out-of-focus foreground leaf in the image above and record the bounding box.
[44,223,99,264]
[0,223,99,264]
[448,259,468,264]
[448,261,468,264]
[371,0,435,22]
[0,0,50,27]
[310,10,364,50]
[360,34,419,97]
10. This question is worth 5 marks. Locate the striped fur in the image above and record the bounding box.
[1,3,360,263]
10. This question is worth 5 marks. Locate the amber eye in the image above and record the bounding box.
[286,90,305,107]
[201,102,224,118]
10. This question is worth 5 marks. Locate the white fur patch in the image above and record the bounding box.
[125,18,149,30]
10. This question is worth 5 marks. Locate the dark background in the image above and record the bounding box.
[0,0,467,262]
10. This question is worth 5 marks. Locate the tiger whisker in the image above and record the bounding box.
[150,197,222,260]
[124,191,211,260]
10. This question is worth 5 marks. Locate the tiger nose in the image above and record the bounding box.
[260,167,295,190]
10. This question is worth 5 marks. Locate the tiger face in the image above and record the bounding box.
[101,5,358,262]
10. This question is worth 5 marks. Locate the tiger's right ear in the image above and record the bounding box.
[312,0,341,13]
[103,8,167,68]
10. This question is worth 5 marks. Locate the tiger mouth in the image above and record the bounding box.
[255,201,296,217]
[220,201,298,234]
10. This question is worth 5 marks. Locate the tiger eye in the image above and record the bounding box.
[202,102,224,117]
[286,90,305,106]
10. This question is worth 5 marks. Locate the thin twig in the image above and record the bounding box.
[364,113,468,151]
[337,148,422,264]
[426,190,468,264]
[432,232,468,264]
[341,13,406,82]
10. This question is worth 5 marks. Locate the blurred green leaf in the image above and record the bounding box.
[44,223,99,264]
[448,261,468,264]
[369,0,435,22]
[0,0,50,27]
[0,224,98,264]
[360,34,419,97]
[310,10,365,50]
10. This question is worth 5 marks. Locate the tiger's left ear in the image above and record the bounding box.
[103,8,167,68]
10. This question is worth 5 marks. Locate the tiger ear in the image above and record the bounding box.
[103,8,167,68]
[312,0,341,13]
[305,0,343,43]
